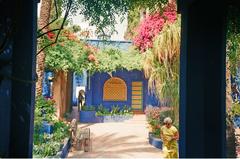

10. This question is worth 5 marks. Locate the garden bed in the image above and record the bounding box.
[79,110,133,123]
[97,115,133,122]
[55,138,71,158]
[148,133,163,149]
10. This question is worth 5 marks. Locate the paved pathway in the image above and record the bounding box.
[67,113,163,158]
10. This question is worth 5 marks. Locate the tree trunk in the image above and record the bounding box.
[226,60,232,110]
[36,0,52,96]
[52,71,72,119]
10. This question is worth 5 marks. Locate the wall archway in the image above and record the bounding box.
[103,77,127,101]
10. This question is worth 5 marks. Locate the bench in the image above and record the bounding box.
[70,119,91,152]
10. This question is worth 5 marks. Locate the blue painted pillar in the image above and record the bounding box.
[8,0,37,157]
[179,1,226,157]
[85,74,93,106]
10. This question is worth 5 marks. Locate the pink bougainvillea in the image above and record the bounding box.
[133,3,177,52]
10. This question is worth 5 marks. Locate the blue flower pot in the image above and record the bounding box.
[149,133,163,149]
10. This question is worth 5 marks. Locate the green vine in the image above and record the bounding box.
[227,5,240,77]
[42,27,144,74]
[124,7,140,40]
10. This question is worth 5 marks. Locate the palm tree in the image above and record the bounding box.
[36,0,52,96]
[144,18,181,123]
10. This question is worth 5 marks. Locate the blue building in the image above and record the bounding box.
[85,70,160,112]
[82,39,160,112]
[42,39,160,112]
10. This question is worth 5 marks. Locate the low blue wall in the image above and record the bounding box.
[79,111,102,123]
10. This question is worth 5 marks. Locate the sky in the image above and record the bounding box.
[71,14,128,41]
[38,4,128,41]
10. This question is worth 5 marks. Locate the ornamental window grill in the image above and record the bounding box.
[103,77,127,101]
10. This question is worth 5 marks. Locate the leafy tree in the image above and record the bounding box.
[226,5,240,109]
[60,0,169,38]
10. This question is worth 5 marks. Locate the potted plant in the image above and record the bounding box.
[145,105,174,149]
[79,105,99,123]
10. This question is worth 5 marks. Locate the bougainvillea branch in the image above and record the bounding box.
[133,3,177,52]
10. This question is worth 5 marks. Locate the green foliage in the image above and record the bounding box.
[61,0,168,38]
[110,105,120,115]
[95,105,110,116]
[43,28,88,73]
[81,105,96,111]
[33,135,62,158]
[145,106,175,137]
[226,103,240,127]
[94,47,144,73]
[120,105,133,115]
[42,26,144,74]
[33,96,70,158]
[143,18,180,123]
[226,6,240,77]
[124,7,140,40]
[231,103,240,117]
[95,105,133,116]
[34,96,56,125]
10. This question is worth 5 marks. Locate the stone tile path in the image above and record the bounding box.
[67,110,163,158]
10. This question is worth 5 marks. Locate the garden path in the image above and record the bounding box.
[67,107,163,158]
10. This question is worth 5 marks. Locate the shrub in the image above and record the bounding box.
[33,96,70,158]
[81,105,96,111]
[110,105,120,115]
[145,105,175,137]
[95,105,110,116]
[121,105,133,115]
[95,105,133,116]
[231,103,240,117]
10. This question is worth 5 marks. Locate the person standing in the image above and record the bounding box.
[161,117,179,158]
[78,90,85,112]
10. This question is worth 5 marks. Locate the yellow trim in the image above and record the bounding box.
[132,105,141,109]
[132,100,142,104]
[132,96,142,99]
[132,82,143,86]
[132,91,142,95]
[132,87,142,91]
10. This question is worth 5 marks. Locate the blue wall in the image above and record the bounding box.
[72,71,87,106]
[85,69,160,110]
[41,40,160,108]
[83,39,132,51]
[42,71,53,98]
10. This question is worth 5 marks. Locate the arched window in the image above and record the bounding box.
[103,77,127,101]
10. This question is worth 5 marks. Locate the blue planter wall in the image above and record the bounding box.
[79,111,102,123]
